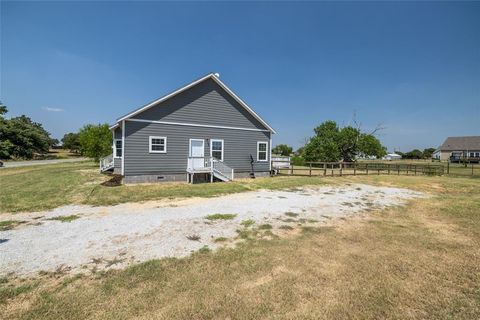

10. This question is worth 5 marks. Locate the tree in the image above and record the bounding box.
[404,149,423,159]
[78,124,112,161]
[272,144,293,156]
[358,134,387,159]
[422,148,436,159]
[62,132,81,153]
[303,120,386,162]
[0,103,53,159]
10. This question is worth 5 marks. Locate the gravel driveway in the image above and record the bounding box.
[0,158,88,168]
[0,184,424,277]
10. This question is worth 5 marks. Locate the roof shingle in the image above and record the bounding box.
[439,136,480,151]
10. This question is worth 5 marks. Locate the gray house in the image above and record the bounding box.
[100,73,276,183]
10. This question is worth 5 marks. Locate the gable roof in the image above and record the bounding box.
[439,136,480,151]
[111,73,276,133]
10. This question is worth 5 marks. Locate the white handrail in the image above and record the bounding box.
[100,154,114,172]
[212,159,234,181]
[187,156,212,172]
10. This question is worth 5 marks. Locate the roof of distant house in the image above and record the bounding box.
[439,136,480,151]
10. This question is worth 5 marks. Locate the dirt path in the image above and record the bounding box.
[0,184,424,277]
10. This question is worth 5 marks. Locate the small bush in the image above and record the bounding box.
[205,214,237,221]
[214,237,228,243]
[279,225,294,230]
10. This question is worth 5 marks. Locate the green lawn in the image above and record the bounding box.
[1,175,479,319]
[0,162,328,213]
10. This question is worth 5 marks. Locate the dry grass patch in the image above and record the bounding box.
[1,176,479,319]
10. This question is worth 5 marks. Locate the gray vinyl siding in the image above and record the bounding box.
[131,78,268,131]
[124,120,270,176]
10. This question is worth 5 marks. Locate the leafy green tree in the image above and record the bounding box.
[303,120,386,162]
[358,134,387,159]
[62,132,81,153]
[404,149,423,159]
[78,124,112,161]
[272,144,293,156]
[0,103,53,159]
[422,148,436,159]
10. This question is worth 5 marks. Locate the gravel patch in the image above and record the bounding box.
[0,184,424,277]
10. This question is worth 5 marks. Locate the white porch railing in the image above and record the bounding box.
[100,154,114,172]
[186,156,234,182]
[187,156,212,172]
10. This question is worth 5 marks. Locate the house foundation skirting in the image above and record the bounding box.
[123,171,270,184]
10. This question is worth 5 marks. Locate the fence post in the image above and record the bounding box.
[323,163,326,176]
[331,163,334,176]
[398,165,400,175]
[472,163,474,176]
[414,165,417,176]
[388,164,390,175]
[354,162,356,176]
[447,162,450,174]
[406,165,409,176]
[340,163,343,176]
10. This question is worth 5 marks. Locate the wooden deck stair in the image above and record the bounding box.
[187,156,234,183]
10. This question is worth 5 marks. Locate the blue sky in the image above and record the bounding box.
[1,1,479,151]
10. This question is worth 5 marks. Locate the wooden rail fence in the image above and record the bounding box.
[274,162,445,177]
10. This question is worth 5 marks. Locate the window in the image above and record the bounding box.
[257,141,268,161]
[114,140,122,158]
[476,152,480,157]
[149,136,167,153]
[470,152,475,157]
[210,139,224,161]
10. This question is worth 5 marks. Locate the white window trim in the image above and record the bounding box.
[149,136,167,153]
[114,139,122,158]
[257,141,268,162]
[210,139,224,162]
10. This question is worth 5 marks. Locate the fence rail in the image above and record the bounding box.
[275,162,447,177]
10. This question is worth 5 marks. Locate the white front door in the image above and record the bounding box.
[189,139,205,169]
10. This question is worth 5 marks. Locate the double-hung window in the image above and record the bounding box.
[210,139,224,161]
[149,136,167,153]
[114,140,122,158]
[257,141,268,162]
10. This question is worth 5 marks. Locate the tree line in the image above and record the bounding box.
[0,103,112,161]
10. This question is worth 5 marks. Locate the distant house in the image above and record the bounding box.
[383,153,402,161]
[436,136,480,162]
[101,73,276,183]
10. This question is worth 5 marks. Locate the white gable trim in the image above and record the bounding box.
[115,73,276,133]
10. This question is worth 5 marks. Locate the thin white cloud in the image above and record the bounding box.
[42,107,64,112]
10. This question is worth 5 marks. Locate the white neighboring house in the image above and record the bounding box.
[383,153,402,161]
[432,149,441,160]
